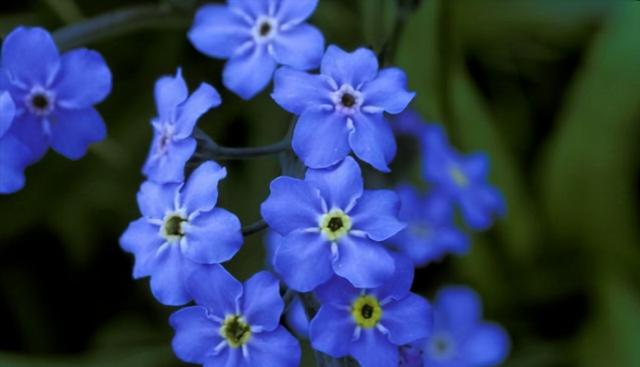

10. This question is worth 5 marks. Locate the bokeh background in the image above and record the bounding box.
[1,1,639,366]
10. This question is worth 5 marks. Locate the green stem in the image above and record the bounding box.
[241,219,268,237]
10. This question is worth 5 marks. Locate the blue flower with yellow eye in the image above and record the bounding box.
[119,161,243,306]
[143,69,221,183]
[188,0,324,100]
[388,184,469,267]
[0,90,31,194]
[422,125,506,231]
[261,156,405,292]
[309,255,432,367]
[272,45,415,172]
[416,286,510,367]
[0,27,111,163]
[170,265,301,367]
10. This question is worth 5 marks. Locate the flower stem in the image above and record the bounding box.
[241,219,268,237]
[193,127,292,160]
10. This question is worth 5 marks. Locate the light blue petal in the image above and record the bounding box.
[184,208,243,264]
[119,218,163,278]
[188,4,252,59]
[436,286,483,336]
[349,189,405,241]
[276,0,318,24]
[245,327,301,367]
[460,323,510,366]
[370,253,414,302]
[136,180,179,219]
[49,107,106,160]
[459,187,505,231]
[0,91,15,138]
[305,156,363,210]
[349,112,396,172]
[272,24,324,70]
[1,27,60,86]
[381,294,432,345]
[170,306,222,364]
[285,296,309,339]
[309,306,354,357]
[320,45,378,87]
[154,69,188,122]
[8,113,49,165]
[53,49,112,109]
[0,133,30,194]
[149,243,194,306]
[333,235,394,289]
[271,67,332,115]
[186,264,242,317]
[274,230,333,292]
[143,135,196,184]
[241,271,283,331]
[229,0,269,18]
[361,67,414,114]
[462,152,489,182]
[181,161,226,213]
[291,107,351,169]
[175,82,221,139]
[350,328,399,367]
[314,276,359,307]
[223,44,276,100]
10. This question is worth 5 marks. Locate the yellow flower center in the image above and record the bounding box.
[320,210,352,241]
[220,315,252,348]
[351,295,382,329]
[449,166,468,187]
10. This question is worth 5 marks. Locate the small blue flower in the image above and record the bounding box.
[0,90,31,194]
[260,156,405,291]
[388,184,469,267]
[309,255,432,367]
[120,161,243,306]
[0,27,112,162]
[188,0,324,100]
[170,265,301,367]
[422,125,506,231]
[272,45,415,172]
[143,69,221,183]
[417,286,510,367]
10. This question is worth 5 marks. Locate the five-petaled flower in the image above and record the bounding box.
[261,157,406,292]
[189,0,324,100]
[120,161,243,306]
[0,27,112,164]
[143,68,221,183]
[414,286,510,367]
[309,255,432,367]
[272,45,415,172]
[170,265,301,367]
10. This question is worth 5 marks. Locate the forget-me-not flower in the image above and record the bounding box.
[143,69,221,183]
[188,0,324,100]
[388,184,469,267]
[0,27,112,162]
[261,157,405,291]
[422,125,506,230]
[416,286,510,367]
[0,91,31,194]
[170,265,301,367]
[309,255,432,367]
[272,45,415,172]
[120,161,243,306]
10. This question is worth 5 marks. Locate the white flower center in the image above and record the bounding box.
[252,16,278,43]
[331,84,363,115]
[160,211,187,242]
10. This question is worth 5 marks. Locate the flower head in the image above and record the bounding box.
[119,161,243,305]
[422,125,506,230]
[170,266,301,367]
[272,45,415,172]
[0,27,112,162]
[143,69,221,183]
[417,286,510,367]
[0,91,30,194]
[188,0,324,100]
[260,157,406,291]
[309,255,432,367]
[388,184,469,266]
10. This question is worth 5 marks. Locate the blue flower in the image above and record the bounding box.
[119,161,243,306]
[0,27,111,162]
[0,90,30,194]
[143,69,221,183]
[388,184,469,267]
[272,45,415,172]
[422,125,506,231]
[260,156,405,291]
[309,255,432,367]
[170,266,301,367]
[417,286,510,367]
[188,0,324,100]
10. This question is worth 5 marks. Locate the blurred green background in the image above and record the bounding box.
[1,1,640,366]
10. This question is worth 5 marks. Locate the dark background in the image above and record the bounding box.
[1,1,639,366]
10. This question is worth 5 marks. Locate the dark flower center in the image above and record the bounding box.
[341,93,356,108]
[327,217,344,232]
[434,338,449,353]
[361,304,374,319]
[165,215,185,236]
[259,21,272,37]
[30,93,51,112]
[221,315,252,347]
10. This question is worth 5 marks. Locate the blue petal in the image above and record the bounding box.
[0,91,15,138]
[309,306,354,357]
[204,348,241,367]
[1,27,60,86]
[143,135,196,183]
[0,133,30,194]
[460,323,510,366]
[350,328,399,367]
[395,184,422,223]
[188,4,252,59]
[154,69,188,122]
[149,243,194,306]
[276,0,318,24]
[370,253,414,302]
[305,156,363,211]
[436,286,482,336]
[271,67,333,115]
[260,177,324,235]
[459,187,505,231]
[462,152,489,182]
[229,0,269,18]
[272,24,324,70]
[263,230,283,270]
[285,296,309,339]
[53,49,112,109]
[423,190,455,226]
[333,235,394,289]
[432,228,470,255]
[181,161,226,213]
[136,180,179,219]
[119,218,163,278]
[186,264,242,316]
[170,306,222,364]
[349,189,405,241]
[393,109,428,137]
[381,294,432,345]
[291,107,351,169]
[314,276,359,307]
[361,68,414,114]
[49,107,106,160]
[245,327,301,367]
[184,208,243,264]
[349,112,396,172]
[8,113,49,165]
[274,230,333,292]
[223,44,276,100]
[175,82,221,139]
[241,271,283,331]
[321,46,378,87]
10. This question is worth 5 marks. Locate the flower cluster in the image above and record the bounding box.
[115,0,511,366]
[0,27,112,194]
